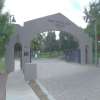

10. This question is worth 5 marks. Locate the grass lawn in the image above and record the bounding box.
[38,51,63,58]
[0,58,5,73]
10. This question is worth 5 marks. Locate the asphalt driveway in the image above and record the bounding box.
[34,59,100,100]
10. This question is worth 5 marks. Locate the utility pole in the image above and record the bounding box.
[94,20,98,65]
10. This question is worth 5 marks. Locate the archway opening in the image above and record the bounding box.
[30,30,80,63]
[14,43,22,71]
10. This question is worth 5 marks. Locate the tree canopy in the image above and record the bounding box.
[84,0,100,37]
[44,31,58,52]
[59,31,79,52]
[0,0,15,58]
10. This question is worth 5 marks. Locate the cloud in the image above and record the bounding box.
[4,0,92,28]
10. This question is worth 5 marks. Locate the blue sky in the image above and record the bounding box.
[72,1,81,10]
[3,0,92,28]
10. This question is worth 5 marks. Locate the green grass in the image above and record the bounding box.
[38,51,63,58]
[0,58,5,73]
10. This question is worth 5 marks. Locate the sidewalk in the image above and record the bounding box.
[6,60,39,100]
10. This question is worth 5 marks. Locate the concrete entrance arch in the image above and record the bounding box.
[5,13,93,73]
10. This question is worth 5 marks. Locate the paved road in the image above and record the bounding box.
[6,60,39,100]
[35,59,100,100]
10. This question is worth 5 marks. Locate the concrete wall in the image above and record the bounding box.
[23,63,37,81]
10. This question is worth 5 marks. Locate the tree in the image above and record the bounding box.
[59,31,79,52]
[84,0,100,63]
[0,0,15,58]
[84,0,100,37]
[44,31,58,52]
[31,38,40,51]
[0,0,4,13]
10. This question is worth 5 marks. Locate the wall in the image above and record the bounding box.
[23,63,37,81]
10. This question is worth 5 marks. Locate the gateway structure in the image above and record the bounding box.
[5,13,92,73]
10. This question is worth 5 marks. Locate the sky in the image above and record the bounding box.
[3,0,93,28]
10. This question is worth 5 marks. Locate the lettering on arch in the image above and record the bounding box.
[48,19,70,28]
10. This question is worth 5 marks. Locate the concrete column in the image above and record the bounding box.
[5,45,14,73]
[21,45,31,71]
[88,43,93,64]
[80,45,86,64]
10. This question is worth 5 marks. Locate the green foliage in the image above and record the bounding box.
[44,31,59,52]
[0,0,4,13]
[31,38,40,51]
[84,0,100,61]
[0,58,5,73]
[59,31,79,52]
[38,51,62,58]
[31,31,79,55]
[0,0,15,58]
[84,0,100,37]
